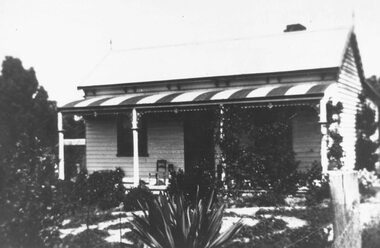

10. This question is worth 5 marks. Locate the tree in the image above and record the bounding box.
[355,91,379,171]
[0,57,60,247]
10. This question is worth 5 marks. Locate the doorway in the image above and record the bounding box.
[183,111,215,174]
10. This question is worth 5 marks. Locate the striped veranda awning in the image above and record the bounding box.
[59,82,334,113]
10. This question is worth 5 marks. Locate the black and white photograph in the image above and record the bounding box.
[1,0,380,247]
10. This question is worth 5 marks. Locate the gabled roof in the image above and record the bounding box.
[80,27,352,88]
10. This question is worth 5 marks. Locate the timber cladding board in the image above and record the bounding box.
[336,43,362,170]
[85,115,184,178]
[292,110,321,170]
[85,110,322,174]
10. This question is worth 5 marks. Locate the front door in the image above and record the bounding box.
[184,111,215,174]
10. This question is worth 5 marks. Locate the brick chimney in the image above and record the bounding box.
[284,23,306,32]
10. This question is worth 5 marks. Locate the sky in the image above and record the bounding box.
[0,0,380,105]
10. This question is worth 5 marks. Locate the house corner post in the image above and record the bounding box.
[58,112,65,180]
[218,105,226,183]
[132,108,140,186]
[319,98,329,173]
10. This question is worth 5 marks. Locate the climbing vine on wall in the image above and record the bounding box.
[326,101,344,169]
[216,105,300,194]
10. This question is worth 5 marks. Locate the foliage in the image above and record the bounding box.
[217,106,301,195]
[219,190,288,208]
[123,185,155,212]
[60,168,126,211]
[123,231,143,247]
[0,57,61,248]
[326,101,344,169]
[167,167,217,206]
[131,191,243,248]
[233,224,331,248]
[362,219,380,248]
[232,206,333,248]
[355,93,379,171]
[358,168,379,201]
[59,169,89,213]
[302,162,331,206]
[64,146,86,180]
[87,168,126,210]
[63,115,85,139]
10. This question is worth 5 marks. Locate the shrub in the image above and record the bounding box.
[358,168,379,201]
[59,169,89,212]
[253,191,286,206]
[61,168,126,211]
[86,167,126,210]
[355,92,379,171]
[131,191,243,248]
[167,167,217,206]
[362,220,380,248]
[123,185,155,212]
[302,162,331,206]
[217,106,302,196]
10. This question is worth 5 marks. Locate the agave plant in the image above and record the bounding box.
[131,191,242,248]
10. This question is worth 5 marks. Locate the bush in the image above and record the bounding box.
[362,220,380,248]
[302,162,330,206]
[167,167,217,206]
[86,168,126,210]
[218,107,302,196]
[61,168,126,211]
[355,92,379,171]
[253,191,287,206]
[123,185,155,212]
[131,191,243,248]
[358,168,379,201]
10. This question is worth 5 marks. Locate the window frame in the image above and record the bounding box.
[116,114,148,157]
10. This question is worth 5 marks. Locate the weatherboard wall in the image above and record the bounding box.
[85,115,184,178]
[336,44,362,169]
[84,110,320,176]
[292,110,321,170]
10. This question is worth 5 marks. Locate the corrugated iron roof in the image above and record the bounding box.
[80,27,351,87]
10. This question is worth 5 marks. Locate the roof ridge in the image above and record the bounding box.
[110,25,352,53]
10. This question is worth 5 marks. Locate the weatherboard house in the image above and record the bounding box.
[58,25,378,186]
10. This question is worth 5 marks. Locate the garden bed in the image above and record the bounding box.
[59,204,333,248]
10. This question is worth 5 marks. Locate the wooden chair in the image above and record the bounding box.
[148,159,168,185]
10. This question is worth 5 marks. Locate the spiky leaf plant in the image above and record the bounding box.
[131,191,242,248]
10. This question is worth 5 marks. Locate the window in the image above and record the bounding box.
[117,114,148,157]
